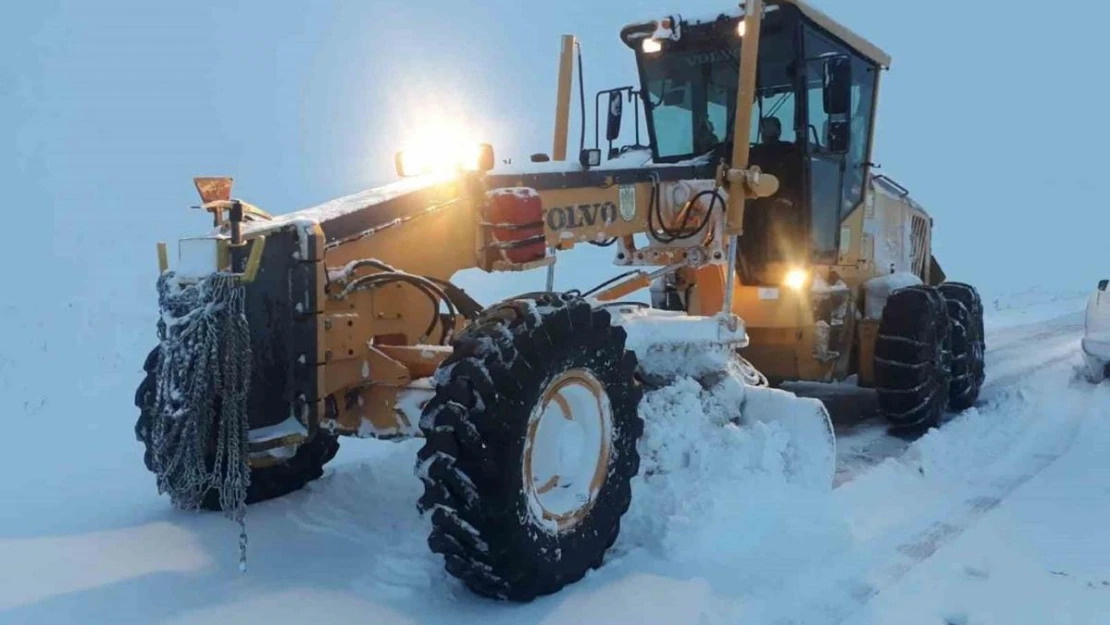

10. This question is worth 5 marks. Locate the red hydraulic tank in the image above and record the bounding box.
[483,187,546,265]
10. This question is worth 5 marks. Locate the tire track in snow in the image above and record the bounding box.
[766,439,1079,625]
[977,318,1082,399]
[830,311,1083,487]
[798,451,1072,625]
[984,313,1082,353]
[739,311,1087,621]
[754,352,1090,624]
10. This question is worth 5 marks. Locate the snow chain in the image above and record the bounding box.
[150,271,253,571]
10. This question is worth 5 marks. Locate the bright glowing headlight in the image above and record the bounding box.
[737,20,747,37]
[395,141,494,177]
[784,268,809,291]
[642,38,662,54]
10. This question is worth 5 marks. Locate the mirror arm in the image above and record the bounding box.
[632,89,643,147]
[594,90,604,150]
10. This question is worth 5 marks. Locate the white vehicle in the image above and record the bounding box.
[1081,279,1110,382]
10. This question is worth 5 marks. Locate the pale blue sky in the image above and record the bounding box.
[4,0,1108,306]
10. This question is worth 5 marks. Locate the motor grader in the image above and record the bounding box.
[135,0,984,602]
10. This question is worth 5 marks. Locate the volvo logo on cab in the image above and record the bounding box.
[545,202,618,231]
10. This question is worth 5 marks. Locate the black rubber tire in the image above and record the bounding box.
[873,284,952,433]
[415,292,644,602]
[134,347,340,511]
[938,282,986,410]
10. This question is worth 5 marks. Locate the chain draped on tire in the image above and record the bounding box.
[135,349,340,510]
[414,292,644,602]
[143,272,254,566]
[874,284,952,433]
[134,272,340,569]
[938,282,986,410]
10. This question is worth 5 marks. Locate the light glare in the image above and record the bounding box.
[784,268,808,291]
[642,38,662,54]
[397,122,486,176]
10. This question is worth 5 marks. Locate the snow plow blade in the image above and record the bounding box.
[611,305,837,490]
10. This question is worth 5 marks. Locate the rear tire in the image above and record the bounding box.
[134,347,340,511]
[873,284,952,434]
[938,282,985,410]
[415,293,643,602]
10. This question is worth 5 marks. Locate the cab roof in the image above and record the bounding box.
[620,0,892,69]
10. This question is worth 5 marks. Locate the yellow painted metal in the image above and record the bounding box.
[857,319,880,387]
[725,0,764,236]
[237,235,266,283]
[552,34,576,161]
[164,0,935,449]
[776,0,891,68]
[593,272,652,302]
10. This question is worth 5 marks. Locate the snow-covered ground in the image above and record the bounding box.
[1,277,1103,625]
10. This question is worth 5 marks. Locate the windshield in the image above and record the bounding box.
[642,44,739,161]
[638,15,796,163]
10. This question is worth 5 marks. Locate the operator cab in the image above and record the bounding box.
[613,0,890,286]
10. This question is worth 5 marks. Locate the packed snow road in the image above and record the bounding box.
[1,297,1106,625]
[794,305,1087,487]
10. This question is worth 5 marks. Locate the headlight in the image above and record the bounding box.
[783,268,809,291]
[394,142,495,177]
[642,38,662,54]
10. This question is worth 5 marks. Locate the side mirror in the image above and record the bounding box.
[606,91,623,142]
[823,56,851,116]
[822,56,852,153]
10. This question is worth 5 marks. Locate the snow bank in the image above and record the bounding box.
[614,353,841,574]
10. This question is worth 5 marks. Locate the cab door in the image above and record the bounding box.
[801,25,880,267]
[802,29,851,265]
[808,47,848,264]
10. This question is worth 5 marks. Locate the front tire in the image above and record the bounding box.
[134,347,340,511]
[874,284,952,434]
[415,293,644,602]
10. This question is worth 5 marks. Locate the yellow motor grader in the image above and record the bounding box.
[135,0,984,602]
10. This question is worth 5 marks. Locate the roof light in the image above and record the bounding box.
[395,141,495,177]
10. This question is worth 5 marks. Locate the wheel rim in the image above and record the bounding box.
[522,368,613,532]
